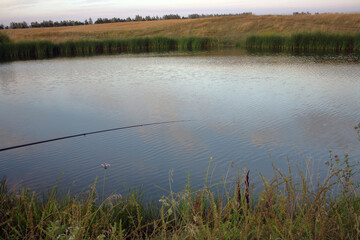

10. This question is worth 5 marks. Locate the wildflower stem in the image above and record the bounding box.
[102,169,106,202]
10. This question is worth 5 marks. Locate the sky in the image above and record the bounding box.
[0,0,359,26]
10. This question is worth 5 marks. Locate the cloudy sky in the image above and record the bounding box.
[0,0,359,25]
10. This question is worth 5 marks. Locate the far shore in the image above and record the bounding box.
[3,13,360,43]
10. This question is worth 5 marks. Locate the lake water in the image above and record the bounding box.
[1,51,359,199]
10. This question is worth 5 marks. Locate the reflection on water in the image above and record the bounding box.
[0,51,359,199]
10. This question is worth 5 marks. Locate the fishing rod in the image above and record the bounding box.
[0,120,191,152]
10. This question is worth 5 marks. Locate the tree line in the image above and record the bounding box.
[0,19,93,29]
[0,13,253,29]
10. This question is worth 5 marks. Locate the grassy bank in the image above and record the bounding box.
[0,36,214,61]
[1,154,359,239]
[242,32,360,52]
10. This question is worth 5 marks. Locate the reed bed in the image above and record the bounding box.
[243,32,360,52]
[2,31,360,62]
[0,36,214,61]
[1,152,359,239]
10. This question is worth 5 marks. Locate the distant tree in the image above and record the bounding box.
[0,24,4,29]
[145,16,151,21]
[95,18,103,24]
[10,21,28,29]
[293,11,311,15]
[75,21,84,25]
[29,19,84,28]
[89,18,93,24]
[163,14,180,20]
[134,15,143,21]
[111,17,120,23]
[126,17,132,22]
[84,19,89,25]
[31,21,40,28]
[105,18,111,23]
[188,14,201,19]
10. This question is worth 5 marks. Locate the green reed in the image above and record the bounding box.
[177,37,215,51]
[0,36,215,61]
[0,40,56,60]
[244,32,360,52]
[0,31,11,44]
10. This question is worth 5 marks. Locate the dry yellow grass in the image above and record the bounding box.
[3,13,360,43]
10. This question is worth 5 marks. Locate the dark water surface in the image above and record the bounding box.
[1,51,359,199]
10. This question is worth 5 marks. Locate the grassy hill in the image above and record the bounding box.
[3,13,360,44]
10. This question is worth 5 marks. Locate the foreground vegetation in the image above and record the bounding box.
[0,36,214,61]
[1,151,359,239]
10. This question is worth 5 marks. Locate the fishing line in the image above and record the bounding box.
[0,120,191,152]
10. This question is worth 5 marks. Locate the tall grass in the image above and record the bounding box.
[0,31,11,44]
[178,37,214,51]
[1,153,359,239]
[0,36,215,61]
[244,32,360,52]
